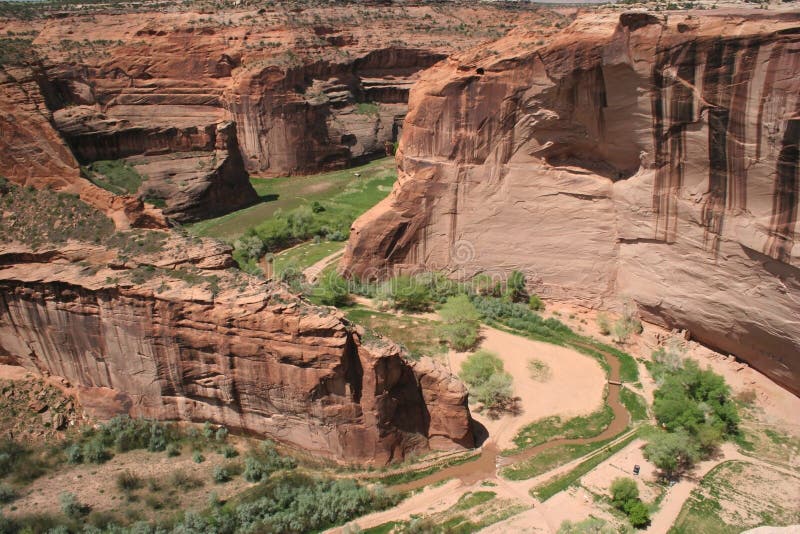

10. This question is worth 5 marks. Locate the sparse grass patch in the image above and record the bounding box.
[345,307,446,360]
[83,160,145,195]
[510,405,614,452]
[620,387,648,422]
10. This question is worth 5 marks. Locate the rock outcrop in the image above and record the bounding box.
[343,11,800,394]
[0,236,474,463]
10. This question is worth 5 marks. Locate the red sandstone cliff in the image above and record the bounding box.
[343,11,800,394]
[0,236,474,463]
[0,4,560,219]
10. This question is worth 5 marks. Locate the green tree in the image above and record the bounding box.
[382,275,432,311]
[438,295,481,351]
[460,350,514,412]
[473,372,514,409]
[643,430,700,478]
[610,477,639,509]
[626,500,651,528]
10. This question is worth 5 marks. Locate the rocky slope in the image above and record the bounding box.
[0,3,562,220]
[0,184,474,463]
[343,11,800,394]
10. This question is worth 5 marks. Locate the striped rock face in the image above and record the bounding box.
[343,11,800,394]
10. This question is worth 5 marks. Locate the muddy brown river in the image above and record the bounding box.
[393,342,629,493]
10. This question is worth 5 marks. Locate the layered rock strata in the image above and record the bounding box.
[343,11,800,394]
[0,237,474,463]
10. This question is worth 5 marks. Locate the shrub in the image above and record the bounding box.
[438,294,481,351]
[65,444,83,464]
[215,427,229,442]
[59,492,89,518]
[221,445,238,458]
[116,471,142,492]
[212,466,230,483]
[166,443,181,457]
[170,470,203,490]
[527,358,551,382]
[460,350,515,413]
[193,451,205,464]
[147,424,167,452]
[314,272,351,307]
[528,294,544,311]
[82,439,111,464]
[609,477,650,528]
[597,313,611,336]
[504,270,528,303]
[0,484,16,504]
[380,275,432,311]
[557,518,616,534]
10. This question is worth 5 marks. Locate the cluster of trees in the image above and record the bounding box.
[233,204,352,270]
[609,477,650,528]
[643,344,739,479]
[459,350,515,415]
[438,295,481,351]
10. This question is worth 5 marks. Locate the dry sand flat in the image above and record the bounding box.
[449,325,607,450]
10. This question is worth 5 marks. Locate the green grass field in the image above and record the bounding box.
[271,241,345,279]
[188,158,396,240]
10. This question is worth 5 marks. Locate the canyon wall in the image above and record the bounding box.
[0,241,474,463]
[0,5,556,220]
[344,11,800,394]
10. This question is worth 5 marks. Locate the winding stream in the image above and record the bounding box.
[393,342,630,493]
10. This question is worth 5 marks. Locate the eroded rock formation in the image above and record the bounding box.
[0,237,474,462]
[344,11,800,394]
[0,4,560,219]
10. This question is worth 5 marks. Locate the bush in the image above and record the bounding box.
[557,517,616,534]
[193,451,205,464]
[116,471,142,492]
[0,484,16,504]
[314,272,351,306]
[65,444,83,464]
[504,270,528,303]
[59,492,89,519]
[215,427,229,442]
[610,477,650,528]
[380,275,432,311]
[166,443,181,457]
[438,294,481,351]
[212,466,230,483]
[147,424,167,452]
[460,350,515,413]
[221,445,238,458]
[528,294,544,311]
[82,439,111,464]
[597,313,611,336]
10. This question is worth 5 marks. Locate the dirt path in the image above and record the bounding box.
[303,248,345,283]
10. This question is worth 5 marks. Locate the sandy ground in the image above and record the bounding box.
[449,325,607,450]
[580,438,659,502]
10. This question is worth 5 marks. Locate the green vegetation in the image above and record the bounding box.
[355,102,380,115]
[502,439,614,481]
[312,272,351,306]
[532,431,640,501]
[438,294,481,351]
[510,405,614,452]
[83,160,145,195]
[610,477,650,528]
[620,388,649,422]
[192,157,396,241]
[670,460,800,533]
[460,350,515,414]
[271,240,345,279]
[242,440,297,482]
[644,346,739,478]
[0,179,115,248]
[0,37,36,66]
[362,489,525,534]
[557,517,616,534]
[344,307,446,360]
